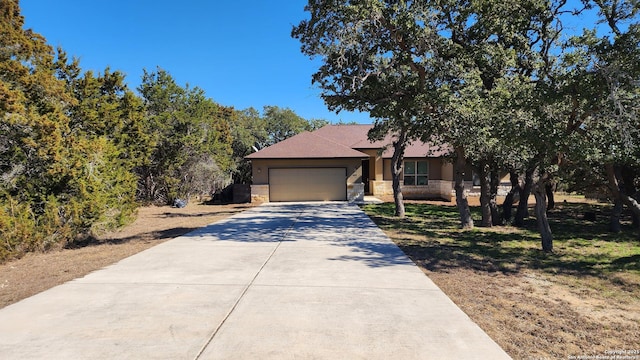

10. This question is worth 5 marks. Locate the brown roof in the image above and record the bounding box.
[245,131,369,159]
[245,125,451,159]
[311,124,388,149]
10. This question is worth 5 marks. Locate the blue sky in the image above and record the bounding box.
[20,1,608,125]
[21,1,372,123]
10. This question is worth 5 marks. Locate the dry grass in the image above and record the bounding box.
[363,198,640,360]
[0,202,254,309]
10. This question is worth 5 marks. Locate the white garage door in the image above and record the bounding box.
[269,168,347,202]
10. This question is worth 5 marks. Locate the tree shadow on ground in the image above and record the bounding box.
[67,227,205,248]
[66,204,252,249]
[363,202,640,281]
[184,203,414,268]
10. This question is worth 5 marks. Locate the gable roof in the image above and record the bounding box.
[246,124,451,160]
[245,131,369,159]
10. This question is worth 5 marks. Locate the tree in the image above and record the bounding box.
[262,105,313,146]
[562,0,640,234]
[229,107,267,184]
[0,0,140,258]
[293,0,448,218]
[137,68,233,204]
[53,59,149,233]
[1,0,75,259]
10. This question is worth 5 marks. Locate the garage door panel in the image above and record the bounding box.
[269,168,346,202]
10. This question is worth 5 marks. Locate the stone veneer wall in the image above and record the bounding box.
[348,183,365,202]
[458,182,511,197]
[403,180,453,201]
[371,180,393,196]
[371,180,453,201]
[250,185,269,203]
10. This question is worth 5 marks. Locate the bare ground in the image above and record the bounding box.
[2,196,638,359]
[0,202,254,309]
[374,194,640,359]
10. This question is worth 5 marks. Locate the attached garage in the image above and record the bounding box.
[246,130,369,203]
[269,168,346,202]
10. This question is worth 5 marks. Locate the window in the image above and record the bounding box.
[404,160,428,185]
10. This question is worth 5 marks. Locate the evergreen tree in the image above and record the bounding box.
[1,0,76,259]
[137,68,233,203]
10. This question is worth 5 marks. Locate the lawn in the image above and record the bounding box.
[362,200,640,359]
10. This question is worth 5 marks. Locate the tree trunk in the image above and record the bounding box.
[390,133,407,218]
[478,162,492,227]
[546,182,555,210]
[392,169,404,218]
[515,167,534,227]
[610,197,623,233]
[621,167,640,229]
[605,164,640,231]
[490,168,501,226]
[454,146,474,229]
[533,174,553,252]
[502,170,520,223]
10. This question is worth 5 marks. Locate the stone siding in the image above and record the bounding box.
[403,180,453,201]
[250,185,269,203]
[348,183,365,203]
[371,180,453,201]
[371,180,393,196]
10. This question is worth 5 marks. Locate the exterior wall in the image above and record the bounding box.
[250,158,363,203]
[251,184,269,203]
[372,180,393,196]
[359,149,383,182]
[383,159,392,181]
[428,158,443,180]
[249,156,463,202]
[348,183,365,202]
[371,157,454,200]
[441,162,454,181]
[461,182,511,197]
[370,180,453,201]
[404,180,453,201]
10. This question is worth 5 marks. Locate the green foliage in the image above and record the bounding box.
[0,0,78,259]
[229,106,327,183]
[1,1,143,260]
[137,68,234,203]
[262,105,313,146]
[294,0,640,245]
[363,202,640,278]
[0,1,330,261]
[229,107,267,184]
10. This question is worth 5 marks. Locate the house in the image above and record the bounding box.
[246,124,456,203]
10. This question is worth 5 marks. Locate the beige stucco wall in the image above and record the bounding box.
[383,159,392,180]
[359,149,383,181]
[441,161,454,181]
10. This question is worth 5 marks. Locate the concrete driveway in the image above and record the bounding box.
[0,203,510,359]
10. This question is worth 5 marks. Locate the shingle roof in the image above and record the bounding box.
[245,124,451,159]
[311,124,388,149]
[245,131,370,159]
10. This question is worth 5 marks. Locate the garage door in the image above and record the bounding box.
[269,168,347,202]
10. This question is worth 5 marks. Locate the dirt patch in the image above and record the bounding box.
[424,268,639,359]
[366,200,640,359]
[0,202,255,309]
